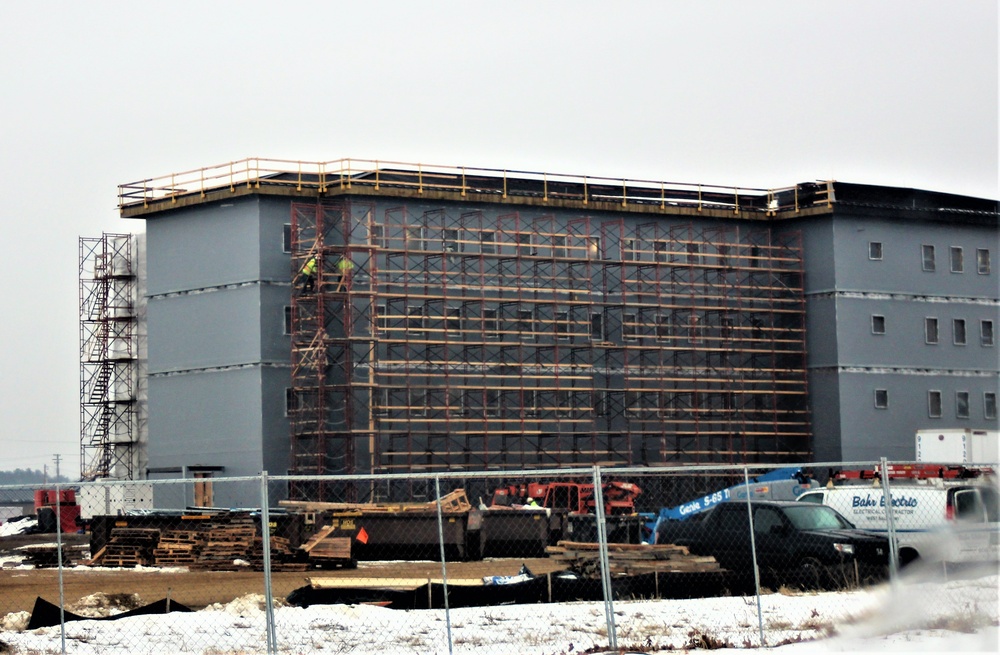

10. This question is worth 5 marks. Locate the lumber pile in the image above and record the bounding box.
[153,529,202,566]
[299,525,354,568]
[545,540,721,577]
[90,528,162,567]
[279,488,472,514]
[189,513,257,570]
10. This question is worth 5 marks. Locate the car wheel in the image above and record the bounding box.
[797,556,830,590]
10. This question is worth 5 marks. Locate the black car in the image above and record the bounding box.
[656,500,890,587]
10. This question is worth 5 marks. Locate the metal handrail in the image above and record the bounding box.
[119,156,828,214]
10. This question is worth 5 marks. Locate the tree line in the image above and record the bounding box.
[0,469,71,486]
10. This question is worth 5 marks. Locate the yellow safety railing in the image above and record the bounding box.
[118,157,832,215]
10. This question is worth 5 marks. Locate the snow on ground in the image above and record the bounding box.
[0,574,996,654]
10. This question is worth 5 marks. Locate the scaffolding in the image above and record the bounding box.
[79,233,138,480]
[289,202,809,501]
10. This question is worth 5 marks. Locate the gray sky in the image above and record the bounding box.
[0,1,996,476]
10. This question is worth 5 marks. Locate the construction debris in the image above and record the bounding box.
[545,540,721,577]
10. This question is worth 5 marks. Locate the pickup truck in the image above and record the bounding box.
[655,500,889,586]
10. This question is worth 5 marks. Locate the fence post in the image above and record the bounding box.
[260,471,277,655]
[55,481,67,655]
[434,475,454,655]
[743,467,766,648]
[878,458,900,586]
[592,466,617,651]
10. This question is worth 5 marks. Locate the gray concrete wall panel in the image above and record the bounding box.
[147,287,263,372]
[145,197,262,295]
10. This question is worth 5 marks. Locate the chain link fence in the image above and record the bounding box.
[1,461,996,654]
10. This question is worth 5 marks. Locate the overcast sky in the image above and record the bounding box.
[0,1,996,477]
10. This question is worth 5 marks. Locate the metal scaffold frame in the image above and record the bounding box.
[289,201,810,502]
[79,233,138,480]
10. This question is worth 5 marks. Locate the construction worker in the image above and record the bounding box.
[525,497,540,508]
[299,256,318,293]
[334,254,355,291]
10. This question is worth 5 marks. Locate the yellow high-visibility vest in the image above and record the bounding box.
[302,257,318,275]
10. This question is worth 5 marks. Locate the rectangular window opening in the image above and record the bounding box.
[954,318,967,346]
[928,390,942,418]
[956,391,970,419]
[869,242,883,260]
[981,320,994,347]
[977,248,991,275]
[874,389,889,409]
[985,392,997,420]
[871,315,886,335]
[922,245,936,272]
[925,317,939,344]
[950,246,964,273]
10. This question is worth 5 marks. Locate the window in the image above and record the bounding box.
[484,308,499,338]
[371,223,384,247]
[656,315,670,340]
[443,228,460,253]
[406,226,424,248]
[928,390,942,418]
[377,388,390,416]
[554,311,569,339]
[517,309,534,338]
[552,235,566,258]
[446,306,462,332]
[950,246,964,273]
[685,242,701,264]
[593,390,608,417]
[407,306,425,334]
[925,317,939,344]
[871,315,886,335]
[409,389,427,416]
[284,388,298,417]
[956,391,970,419]
[985,392,997,420]
[869,242,883,260]
[282,224,292,253]
[485,389,500,417]
[590,312,604,341]
[954,318,967,346]
[517,232,534,256]
[654,241,668,263]
[981,320,994,347]
[480,231,496,254]
[586,237,601,259]
[283,306,292,335]
[376,304,387,332]
[623,312,637,340]
[922,245,936,272]
[977,249,991,275]
[874,389,889,409]
[622,238,636,261]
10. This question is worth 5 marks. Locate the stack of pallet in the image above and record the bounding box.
[190,514,256,570]
[153,529,203,566]
[90,528,162,567]
[545,540,721,577]
[248,534,309,572]
[298,524,354,568]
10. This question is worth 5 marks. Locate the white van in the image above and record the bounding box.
[797,480,999,566]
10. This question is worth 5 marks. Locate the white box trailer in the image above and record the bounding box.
[915,429,999,464]
[77,482,154,519]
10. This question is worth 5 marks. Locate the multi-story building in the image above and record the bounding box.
[82,159,997,503]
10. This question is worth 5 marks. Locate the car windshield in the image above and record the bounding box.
[782,505,853,530]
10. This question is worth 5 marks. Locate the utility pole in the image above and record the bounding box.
[44,464,48,484]
[53,454,61,481]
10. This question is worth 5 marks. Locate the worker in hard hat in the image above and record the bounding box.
[525,497,540,508]
[334,254,355,291]
[298,256,318,293]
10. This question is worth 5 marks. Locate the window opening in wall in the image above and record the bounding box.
[480,231,496,254]
[285,388,298,417]
[376,304,387,332]
[406,226,424,249]
[953,318,967,345]
[552,235,566,258]
[623,312,637,340]
[925,317,939,344]
[928,390,942,418]
[654,241,668,263]
[443,228,460,253]
[874,389,889,409]
[922,245,936,272]
[656,315,670,341]
[977,248,991,275]
[409,389,427,416]
[284,306,292,335]
[407,306,425,335]
[956,391,970,419]
[377,388,390,416]
[587,237,601,259]
[283,223,292,253]
[869,242,883,260]
[446,306,462,332]
[593,390,608,416]
[950,246,964,273]
[484,308,499,338]
[517,309,534,338]
[590,312,604,341]
[871,315,886,335]
[555,311,569,339]
[517,232,534,256]
[371,223,384,247]
[986,392,997,420]
[686,242,701,264]
[485,389,500,417]
[622,238,636,261]
[982,320,995,347]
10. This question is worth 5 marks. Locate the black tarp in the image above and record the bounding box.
[27,597,193,630]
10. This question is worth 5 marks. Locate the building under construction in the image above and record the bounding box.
[95,159,998,504]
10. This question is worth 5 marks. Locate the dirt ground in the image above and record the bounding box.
[0,534,563,616]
